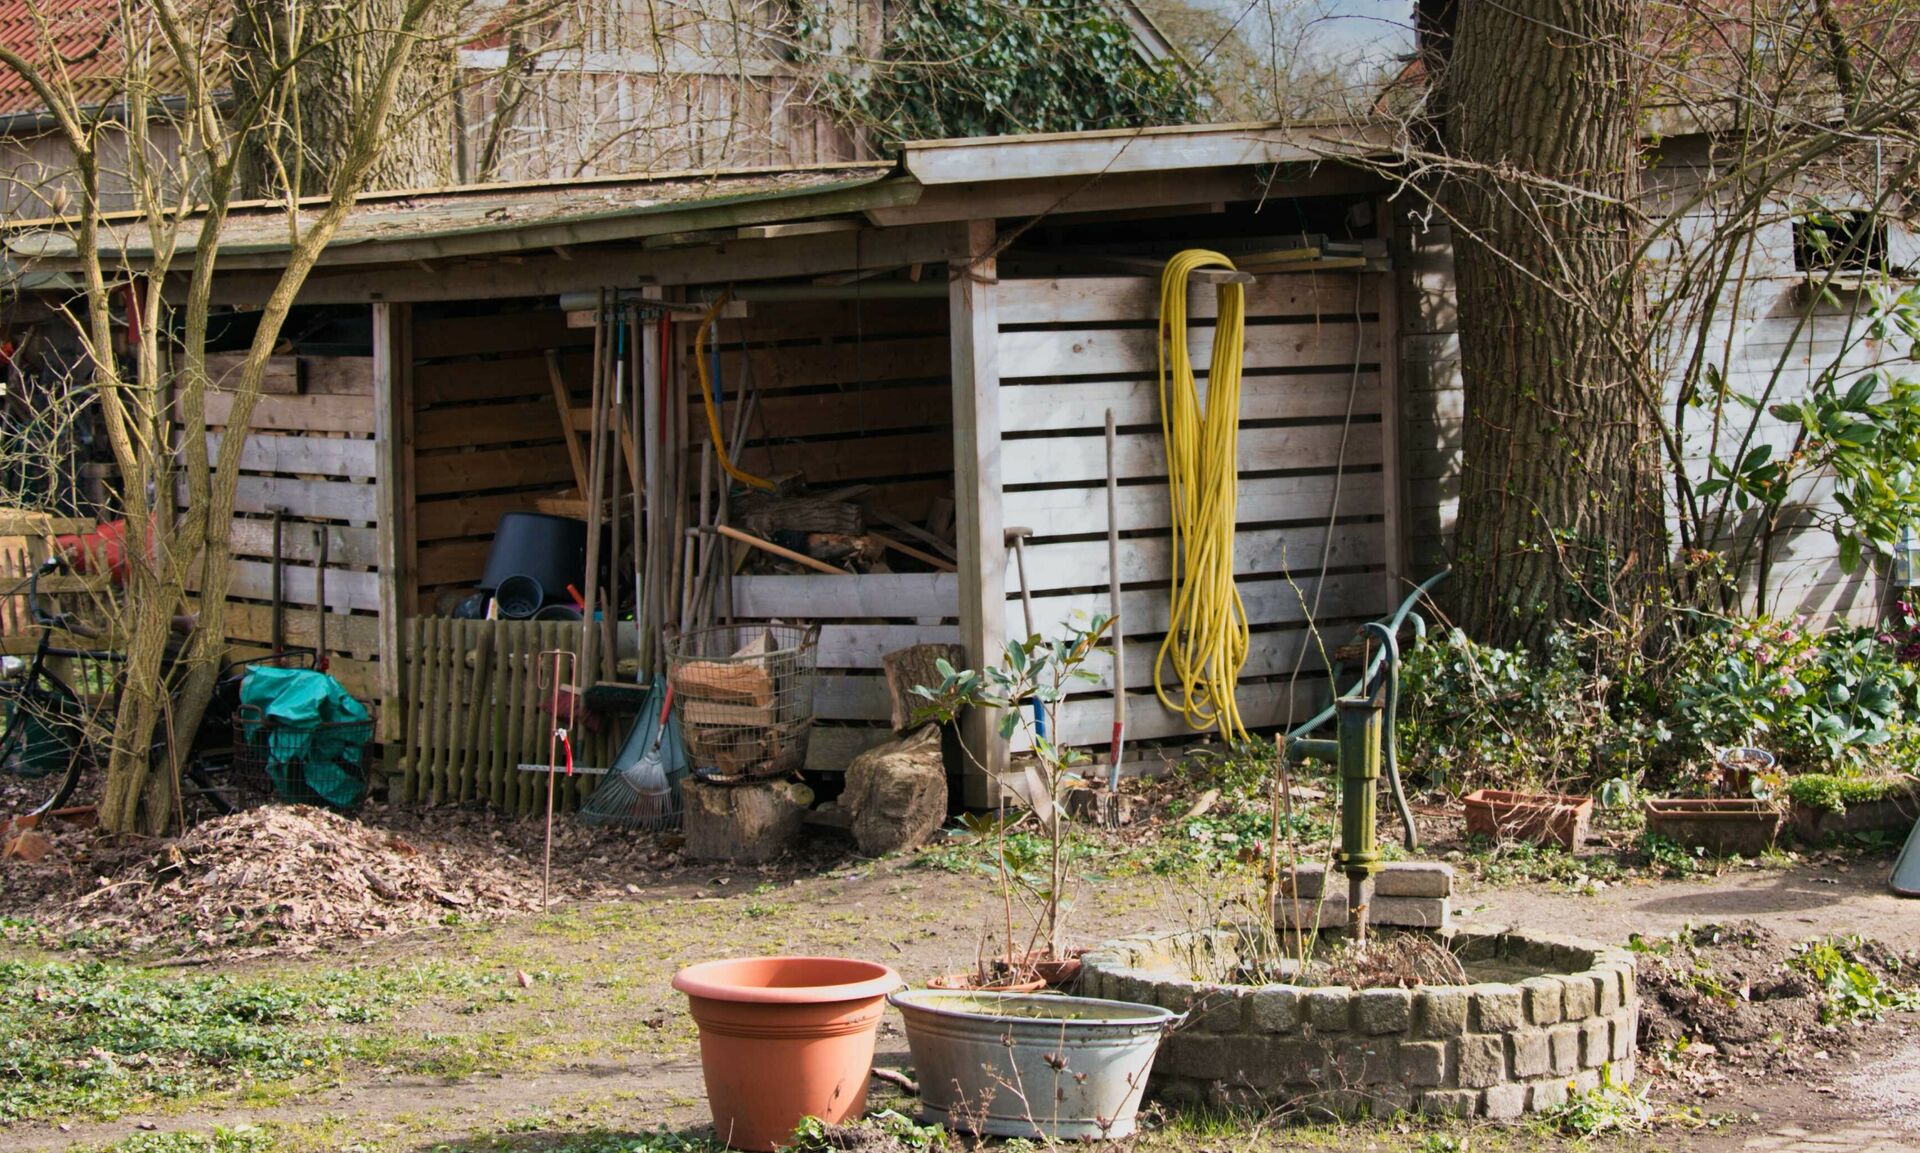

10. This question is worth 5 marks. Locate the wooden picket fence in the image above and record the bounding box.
[395,617,618,812]
[1,510,100,656]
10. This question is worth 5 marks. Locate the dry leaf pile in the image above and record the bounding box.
[55,805,546,955]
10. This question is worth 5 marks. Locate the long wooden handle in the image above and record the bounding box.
[709,524,847,576]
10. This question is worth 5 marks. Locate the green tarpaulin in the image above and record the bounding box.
[239,667,370,807]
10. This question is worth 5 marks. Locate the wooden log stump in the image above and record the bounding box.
[882,643,967,734]
[682,778,812,863]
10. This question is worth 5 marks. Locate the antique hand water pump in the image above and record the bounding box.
[1280,587,1435,942]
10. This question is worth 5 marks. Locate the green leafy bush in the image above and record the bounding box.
[1789,936,1920,1023]
[793,0,1201,145]
[1397,628,1659,793]
[1784,772,1913,813]
[1666,616,1919,768]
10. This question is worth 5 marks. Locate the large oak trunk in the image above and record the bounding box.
[230,0,457,199]
[1432,0,1667,652]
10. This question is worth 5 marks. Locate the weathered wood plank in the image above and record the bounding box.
[1004,472,1382,537]
[413,348,593,406]
[1004,422,1383,486]
[1013,523,1386,593]
[227,519,381,567]
[415,399,568,451]
[216,475,378,521]
[412,310,593,359]
[207,432,379,479]
[216,559,384,614]
[813,623,963,669]
[204,391,375,434]
[730,572,959,619]
[1000,372,1380,431]
[414,490,553,542]
[414,445,576,496]
[998,272,1379,326]
[220,600,383,654]
[999,321,1380,380]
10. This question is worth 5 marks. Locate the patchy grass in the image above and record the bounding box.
[87,1127,277,1153]
[0,958,484,1123]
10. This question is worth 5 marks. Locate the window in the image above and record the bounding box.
[1793,210,1888,275]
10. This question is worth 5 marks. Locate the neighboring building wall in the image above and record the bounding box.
[1394,133,1914,626]
[456,0,878,181]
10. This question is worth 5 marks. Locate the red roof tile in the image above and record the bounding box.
[0,0,203,119]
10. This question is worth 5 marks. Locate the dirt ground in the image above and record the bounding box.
[2,802,1917,1153]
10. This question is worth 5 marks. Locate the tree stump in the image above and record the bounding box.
[682,778,812,863]
[882,643,967,733]
[843,724,949,856]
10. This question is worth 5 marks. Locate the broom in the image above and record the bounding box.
[579,677,686,830]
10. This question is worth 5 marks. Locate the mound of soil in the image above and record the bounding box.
[1634,920,1915,1101]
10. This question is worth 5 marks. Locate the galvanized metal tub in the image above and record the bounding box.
[888,988,1181,1140]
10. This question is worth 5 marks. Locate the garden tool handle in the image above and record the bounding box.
[1361,620,1418,852]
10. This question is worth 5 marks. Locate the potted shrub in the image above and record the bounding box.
[896,615,1180,1139]
[911,613,1111,989]
[1461,788,1594,850]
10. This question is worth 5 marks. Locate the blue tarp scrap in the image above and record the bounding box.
[239,666,371,807]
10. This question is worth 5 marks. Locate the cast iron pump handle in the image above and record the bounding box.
[1359,619,1418,853]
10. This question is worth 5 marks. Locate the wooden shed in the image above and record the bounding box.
[9,118,1897,806]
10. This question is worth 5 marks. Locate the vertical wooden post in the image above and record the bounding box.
[372,302,413,745]
[1375,198,1407,611]
[950,220,1006,807]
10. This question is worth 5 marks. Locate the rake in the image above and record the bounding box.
[579,677,687,831]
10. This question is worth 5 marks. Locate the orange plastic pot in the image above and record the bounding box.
[672,956,901,1151]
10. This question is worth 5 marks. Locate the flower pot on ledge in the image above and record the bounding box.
[1644,797,1785,857]
[1462,788,1593,850]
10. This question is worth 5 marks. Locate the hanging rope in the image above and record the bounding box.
[694,287,775,492]
[1153,249,1250,741]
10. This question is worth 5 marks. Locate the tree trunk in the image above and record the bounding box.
[1432,0,1667,652]
[230,0,457,199]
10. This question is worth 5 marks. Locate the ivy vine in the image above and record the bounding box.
[793,0,1202,146]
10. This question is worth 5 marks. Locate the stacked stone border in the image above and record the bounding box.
[1077,928,1639,1119]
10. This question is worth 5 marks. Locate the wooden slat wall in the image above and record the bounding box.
[409,306,594,610]
[729,572,960,769]
[1396,168,1904,625]
[678,296,953,520]
[184,354,382,697]
[995,273,1391,752]
[684,296,958,770]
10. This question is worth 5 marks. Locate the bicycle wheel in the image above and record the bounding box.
[0,675,92,817]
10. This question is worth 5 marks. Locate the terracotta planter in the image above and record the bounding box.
[1461,789,1593,850]
[672,956,900,1151]
[1645,798,1785,856]
[1790,785,1919,844]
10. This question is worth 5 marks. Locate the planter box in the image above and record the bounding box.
[1645,798,1784,856]
[1790,785,1919,844]
[1462,788,1593,850]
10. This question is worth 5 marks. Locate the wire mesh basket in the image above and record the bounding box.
[232,705,373,810]
[667,623,819,783]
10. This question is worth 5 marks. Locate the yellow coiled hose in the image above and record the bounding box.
[1152,250,1250,741]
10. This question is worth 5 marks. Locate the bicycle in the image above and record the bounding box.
[1,557,313,822]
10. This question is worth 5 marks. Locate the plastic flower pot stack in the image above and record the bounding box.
[888,989,1181,1140]
[672,956,900,1151]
